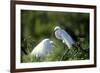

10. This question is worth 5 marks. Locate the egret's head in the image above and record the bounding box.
[54,26,61,31]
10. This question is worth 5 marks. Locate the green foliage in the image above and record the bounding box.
[21,10,89,63]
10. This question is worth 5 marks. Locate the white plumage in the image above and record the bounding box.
[54,26,75,48]
[31,38,54,58]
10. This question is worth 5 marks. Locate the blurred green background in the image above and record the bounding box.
[21,10,89,63]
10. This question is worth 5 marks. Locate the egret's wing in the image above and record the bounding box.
[61,33,72,48]
[61,30,75,48]
[44,41,53,54]
[62,30,75,44]
[31,42,45,57]
[55,29,62,40]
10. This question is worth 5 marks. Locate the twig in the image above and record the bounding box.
[60,48,69,61]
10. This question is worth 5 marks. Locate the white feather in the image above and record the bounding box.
[31,38,54,57]
[54,26,75,48]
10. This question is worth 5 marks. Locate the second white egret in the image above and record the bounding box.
[54,26,75,48]
[31,38,54,58]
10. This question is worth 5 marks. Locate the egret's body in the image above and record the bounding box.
[54,26,75,48]
[31,38,54,58]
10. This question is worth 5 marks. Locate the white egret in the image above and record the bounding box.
[54,26,75,48]
[31,38,54,58]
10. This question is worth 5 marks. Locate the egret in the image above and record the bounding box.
[54,26,75,48]
[31,38,54,58]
